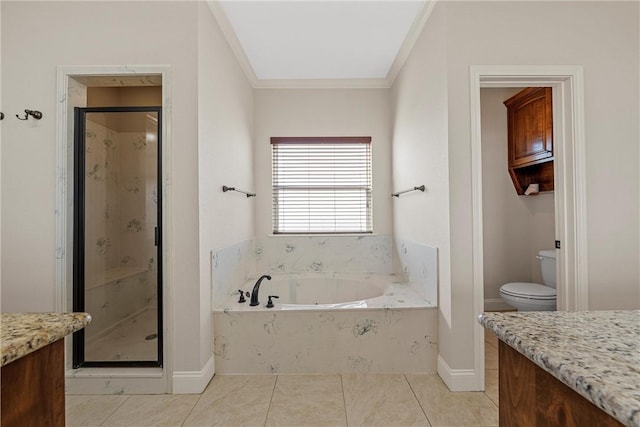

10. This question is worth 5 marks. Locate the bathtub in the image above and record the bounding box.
[213,273,438,374]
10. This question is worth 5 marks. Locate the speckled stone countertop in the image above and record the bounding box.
[1,312,91,367]
[479,310,640,427]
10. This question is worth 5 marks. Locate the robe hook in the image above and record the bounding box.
[16,110,43,121]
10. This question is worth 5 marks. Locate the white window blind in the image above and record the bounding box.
[271,137,372,234]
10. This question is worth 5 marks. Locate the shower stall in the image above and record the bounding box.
[72,106,162,367]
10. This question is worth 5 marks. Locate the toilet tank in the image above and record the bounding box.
[538,249,557,288]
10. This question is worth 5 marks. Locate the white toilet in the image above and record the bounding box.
[500,249,557,311]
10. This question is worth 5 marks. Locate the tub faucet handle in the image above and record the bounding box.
[266,295,279,308]
[238,290,246,303]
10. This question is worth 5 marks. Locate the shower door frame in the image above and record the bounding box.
[72,106,163,368]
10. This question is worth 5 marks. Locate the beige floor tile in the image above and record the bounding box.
[101,394,200,426]
[406,374,498,427]
[484,331,498,349]
[183,375,276,427]
[484,343,498,371]
[342,374,430,426]
[66,395,130,427]
[266,374,346,427]
[484,370,499,407]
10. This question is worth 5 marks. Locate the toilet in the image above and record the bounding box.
[500,249,557,311]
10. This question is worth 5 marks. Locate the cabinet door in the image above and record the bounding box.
[505,87,553,168]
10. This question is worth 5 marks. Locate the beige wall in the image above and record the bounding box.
[480,88,555,305]
[392,0,639,380]
[390,3,454,358]
[253,88,392,237]
[0,1,254,382]
[196,2,254,369]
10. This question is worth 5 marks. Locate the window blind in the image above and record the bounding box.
[271,137,372,234]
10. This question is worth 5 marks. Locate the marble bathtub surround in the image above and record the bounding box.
[212,235,439,375]
[479,310,640,427]
[217,276,432,312]
[66,373,500,427]
[255,235,393,275]
[211,239,255,308]
[213,235,438,307]
[214,308,438,374]
[1,312,91,366]
[394,237,438,304]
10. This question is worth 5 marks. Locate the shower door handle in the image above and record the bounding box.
[154,227,160,247]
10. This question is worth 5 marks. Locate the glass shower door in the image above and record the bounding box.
[73,107,162,367]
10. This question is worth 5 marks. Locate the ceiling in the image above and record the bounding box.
[216,1,429,86]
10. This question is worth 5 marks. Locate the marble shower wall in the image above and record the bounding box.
[394,238,438,305]
[214,307,438,374]
[83,119,158,340]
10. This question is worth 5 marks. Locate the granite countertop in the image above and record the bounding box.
[479,310,640,427]
[1,312,91,367]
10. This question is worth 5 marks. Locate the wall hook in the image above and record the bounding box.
[16,110,43,121]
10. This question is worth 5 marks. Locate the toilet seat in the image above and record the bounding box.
[500,282,556,300]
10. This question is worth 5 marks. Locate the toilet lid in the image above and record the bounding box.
[501,282,556,300]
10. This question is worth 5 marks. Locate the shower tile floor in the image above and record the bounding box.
[85,307,158,362]
[69,321,500,425]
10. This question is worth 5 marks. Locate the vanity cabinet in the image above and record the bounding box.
[1,313,91,427]
[499,342,623,426]
[504,87,554,195]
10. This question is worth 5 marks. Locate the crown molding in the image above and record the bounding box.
[385,0,437,87]
[253,78,390,90]
[207,0,258,87]
[208,0,436,90]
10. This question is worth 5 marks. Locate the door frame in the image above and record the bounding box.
[55,65,172,393]
[469,66,588,390]
[72,106,163,368]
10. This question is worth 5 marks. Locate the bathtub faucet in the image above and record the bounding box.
[250,274,271,306]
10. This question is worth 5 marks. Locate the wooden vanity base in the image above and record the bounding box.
[1,339,65,426]
[499,341,622,426]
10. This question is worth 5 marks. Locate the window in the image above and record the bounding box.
[271,137,372,234]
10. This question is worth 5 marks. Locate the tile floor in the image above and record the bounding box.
[67,330,500,426]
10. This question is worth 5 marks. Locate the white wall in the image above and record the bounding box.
[481,88,555,305]
[392,0,639,385]
[196,2,254,370]
[1,1,254,388]
[253,88,392,237]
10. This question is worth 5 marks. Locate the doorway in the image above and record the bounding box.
[480,87,556,312]
[469,66,588,391]
[73,106,163,367]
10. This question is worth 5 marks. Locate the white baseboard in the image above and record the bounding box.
[172,355,215,394]
[437,355,479,392]
[484,298,512,312]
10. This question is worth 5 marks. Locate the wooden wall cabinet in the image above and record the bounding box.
[504,87,554,195]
